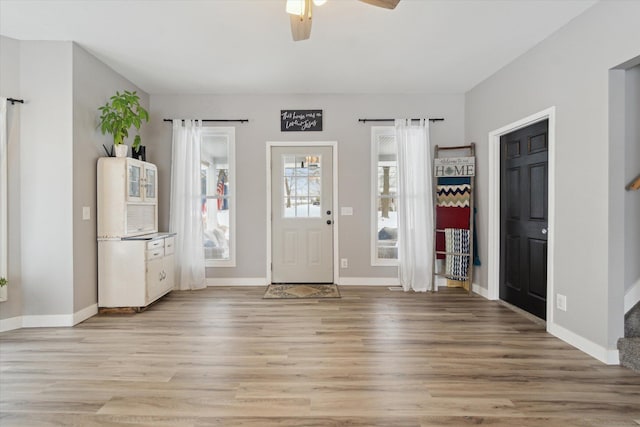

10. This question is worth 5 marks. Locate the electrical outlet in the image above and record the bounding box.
[340,258,348,268]
[82,206,91,221]
[556,294,567,311]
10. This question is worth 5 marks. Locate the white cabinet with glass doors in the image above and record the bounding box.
[97,157,174,309]
[98,157,158,238]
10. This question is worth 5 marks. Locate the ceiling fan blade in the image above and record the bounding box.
[359,0,400,9]
[290,12,312,41]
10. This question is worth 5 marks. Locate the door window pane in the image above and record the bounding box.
[283,154,321,218]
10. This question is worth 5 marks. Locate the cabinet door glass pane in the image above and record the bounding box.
[145,168,156,199]
[129,165,141,198]
[282,154,321,218]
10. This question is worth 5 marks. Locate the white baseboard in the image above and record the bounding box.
[0,316,22,333]
[337,276,483,291]
[0,303,98,333]
[625,278,640,313]
[548,322,619,365]
[472,283,489,299]
[206,277,404,287]
[339,277,399,286]
[206,277,267,286]
[73,304,98,325]
[436,275,485,297]
[22,313,75,328]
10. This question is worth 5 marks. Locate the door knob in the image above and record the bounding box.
[541,228,548,235]
[326,210,332,215]
[327,220,332,225]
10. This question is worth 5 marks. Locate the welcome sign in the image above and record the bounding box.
[434,157,476,177]
[281,110,323,132]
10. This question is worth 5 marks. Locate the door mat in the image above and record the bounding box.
[263,284,341,299]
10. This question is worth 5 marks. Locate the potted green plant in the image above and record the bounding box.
[98,90,149,158]
[0,277,6,287]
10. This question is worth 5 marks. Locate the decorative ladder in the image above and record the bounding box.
[431,143,476,294]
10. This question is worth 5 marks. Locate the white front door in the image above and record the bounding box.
[271,146,333,283]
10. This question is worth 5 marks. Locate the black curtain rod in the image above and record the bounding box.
[358,118,444,123]
[163,118,249,123]
[7,98,24,105]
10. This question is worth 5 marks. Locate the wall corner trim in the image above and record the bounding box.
[548,322,620,365]
[0,316,23,333]
[472,283,489,299]
[625,279,640,313]
[73,304,98,325]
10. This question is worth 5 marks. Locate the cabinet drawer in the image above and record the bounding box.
[164,237,175,255]
[146,247,164,261]
[147,239,164,250]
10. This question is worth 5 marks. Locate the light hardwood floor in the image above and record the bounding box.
[1,286,639,426]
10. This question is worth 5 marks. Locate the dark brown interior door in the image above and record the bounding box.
[500,120,548,319]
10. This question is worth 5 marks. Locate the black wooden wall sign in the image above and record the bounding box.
[281,110,323,132]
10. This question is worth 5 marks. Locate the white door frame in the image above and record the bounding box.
[487,107,556,330]
[266,141,339,284]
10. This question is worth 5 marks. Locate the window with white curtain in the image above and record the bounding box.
[371,126,399,266]
[200,127,236,267]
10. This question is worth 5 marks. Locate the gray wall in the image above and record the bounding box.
[465,1,640,351]
[0,37,150,320]
[20,41,75,315]
[625,65,640,294]
[72,43,150,312]
[0,36,23,320]
[149,94,465,279]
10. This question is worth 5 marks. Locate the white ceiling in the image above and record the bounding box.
[0,0,597,95]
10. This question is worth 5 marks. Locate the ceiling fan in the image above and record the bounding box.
[287,0,400,41]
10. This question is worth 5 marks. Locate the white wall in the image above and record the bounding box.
[625,65,640,296]
[465,1,640,358]
[20,41,74,315]
[149,94,465,280]
[0,36,23,320]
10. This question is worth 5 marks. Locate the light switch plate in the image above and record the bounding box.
[82,206,91,220]
[556,294,567,311]
[341,207,353,216]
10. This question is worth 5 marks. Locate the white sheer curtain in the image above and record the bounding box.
[395,119,434,292]
[0,98,7,294]
[170,119,206,290]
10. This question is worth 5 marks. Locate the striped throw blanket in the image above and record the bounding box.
[436,183,471,207]
[445,228,470,280]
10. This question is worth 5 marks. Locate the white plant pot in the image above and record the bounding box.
[114,144,128,158]
[0,285,7,302]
